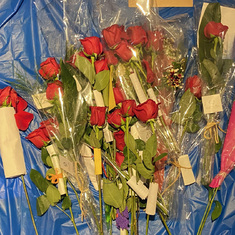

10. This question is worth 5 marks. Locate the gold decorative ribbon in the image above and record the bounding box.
[46,169,63,184]
[203,122,226,144]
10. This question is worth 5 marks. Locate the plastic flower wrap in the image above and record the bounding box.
[197,3,234,186]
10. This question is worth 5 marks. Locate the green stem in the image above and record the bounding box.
[197,187,219,235]
[55,205,71,218]
[126,117,130,175]
[159,212,171,235]
[146,214,150,235]
[21,175,38,235]
[68,180,80,204]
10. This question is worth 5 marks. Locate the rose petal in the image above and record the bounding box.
[14,111,34,131]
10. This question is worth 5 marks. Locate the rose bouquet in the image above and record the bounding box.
[198,2,234,186]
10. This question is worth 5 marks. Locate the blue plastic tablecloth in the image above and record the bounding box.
[0,0,234,234]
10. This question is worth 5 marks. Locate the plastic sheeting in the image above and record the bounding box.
[0,0,234,234]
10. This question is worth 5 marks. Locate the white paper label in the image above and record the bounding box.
[59,155,75,176]
[32,93,53,109]
[146,182,158,215]
[202,94,223,114]
[80,144,93,157]
[0,107,26,178]
[103,125,113,142]
[93,90,105,107]
[178,155,195,186]
[147,88,158,103]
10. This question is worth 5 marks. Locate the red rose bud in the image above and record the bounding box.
[185,75,202,99]
[14,111,34,131]
[115,41,134,62]
[102,24,128,48]
[104,50,118,65]
[127,26,147,46]
[107,109,126,128]
[113,87,126,104]
[94,58,109,74]
[114,130,125,151]
[134,99,158,123]
[40,118,59,138]
[115,151,125,167]
[46,80,63,100]
[39,57,60,80]
[146,30,164,51]
[26,128,51,149]
[142,59,155,83]
[80,36,103,56]
[204,21,228,39]
[90,106,106,126]
[121,100,136,117]
[0,86,18,108]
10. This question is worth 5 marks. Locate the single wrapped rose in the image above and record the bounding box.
[104,50,118,65]
[120,100,136,117]
[134,99,159,123]
[80,36,103,56]
[113,87,126,104]
[102,24,127,48]
[115,151,125,167]
[146,30,164,51]
[90,106,106,127]
[107,108,126,128]
[204,21,228,39]
[94,58,109,74]
[40,118,59,137]
[39,57,61,80]
[113,130,125,152]
[142,59,155,84]
[114,41,134,62]
[46,80,64,100]
[0,107,26,178]
[185,75,202,99]
[127,25,147,46]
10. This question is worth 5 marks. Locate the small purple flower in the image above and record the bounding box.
[116,207,129,230]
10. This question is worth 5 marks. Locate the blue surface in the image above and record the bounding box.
[0,0,234,234]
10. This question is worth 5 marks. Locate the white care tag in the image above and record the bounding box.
[146,182,158,215]
[147,88,158,104]
[93,90,105,107]
[59,155,75,176]
[103,125,113,142]
[178,155,195,186]
[127,175,149,200]
[202,94,223,114]
[80,144,93,157]
[32,93,53,109]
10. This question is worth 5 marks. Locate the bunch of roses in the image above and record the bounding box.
[107,98,159,167]
[0,86,34,131]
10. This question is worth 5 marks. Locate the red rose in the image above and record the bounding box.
[116,151,125,167]
[204,21,228,39]
[16,96,27,112]
[0,86,18,108]
[134,99,158,122]
[14,111,34,131]
[114,130,125,151]
[104,50,118,65]
[146,30,164,51]
[94,58,109,74]
[115,41,134,62]
[90,106,106,126]
[185,75,202,99]
[39,57,60,80]
[127,26,147,46]
[26,128,51,149]
[107,109,126,128]
[102,24,128,48]
[46,80,63,100]
[40,118,59,137]
[80,36,103,56]
[120,100,136,117]
[142,59,155,83]
[113,87,126,104]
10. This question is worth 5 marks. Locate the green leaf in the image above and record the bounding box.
[143,150,155,171]
[211,200,222,221]
[215,136,222,153]
[61,137,73,150]
[192,104,203,122]
[30,169,50,193]
[153,153,168,164]
[75,55,95,84]
[46,168,55,178]
[62,196,72,210]
[103,178,123,208]
[46,185,61,206]
[186,119,200,133]
[124,133,137,155]
[41,147,53,167]
[135,159,154,179]
[94,70,110,91]
[122,147,137,169]
[172,111,184,125]
[145,134,157,158]
[102,84,109,107]
[36,195,50,216]
[135,139,146,151]
[89,129,101,148]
